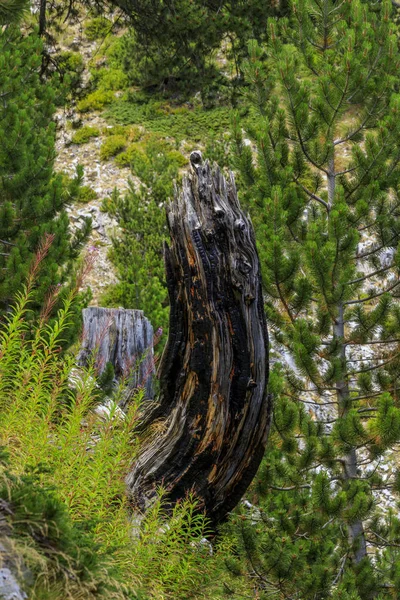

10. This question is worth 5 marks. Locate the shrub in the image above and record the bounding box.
[0,257,218,599]
[106,99,232,144]
[103,124,142,142]
[0,464,108,600]
[114,144,147,168]
[58,50,84,72]
[101,139,185,335]
[58,50,84,90]
[84,17,112,41]
[0,28,90,326]
[71,125,100,144]
[100,135,127,160]
[166,149,187,169]
[91,67,128,91]
[114,137,186,171]
[78,185,98,203]
[77,90,115,113]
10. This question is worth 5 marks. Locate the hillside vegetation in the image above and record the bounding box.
[2,1,400,599]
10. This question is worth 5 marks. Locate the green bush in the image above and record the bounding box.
[91,67,128,91]
[0,269,219,599]
[0,464,108,600]
[58,50,84,72]
[100,135,127,160]
[114,144,147,168]
[57,51,84,90]
[77,185,98,203]
[77,90,115,113]
[166,149,187,169]
[71,125,100,144]
[114,138,186,171]
[84,16,112,41]
[103,124,142,142]
[106,99,232,143]
[101,139,187,335]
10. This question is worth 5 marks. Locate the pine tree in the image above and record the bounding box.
[118,0,289,98]
[102,142,174,337]
[0,0,29,25]
[0,22,90,318]
[227,0,400,596]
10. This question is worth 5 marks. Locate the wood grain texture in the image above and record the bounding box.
[126,153,271,524]
[77,307,154,400]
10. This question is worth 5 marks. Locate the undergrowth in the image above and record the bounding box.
[106,98,232,144]
[0,238,220,599]
[72,125,100,144]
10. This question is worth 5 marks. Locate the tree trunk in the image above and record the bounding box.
[334,303,367,563]
[126,152,271,524]
[77,307,154,402]
[38,0,46,37]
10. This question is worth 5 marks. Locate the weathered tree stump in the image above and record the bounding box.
[77,307,154,400]
[126,152,271,524]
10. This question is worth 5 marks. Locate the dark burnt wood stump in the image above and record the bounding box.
[126,152,271,524]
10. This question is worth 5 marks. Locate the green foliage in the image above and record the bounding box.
[91,67,128,92]
[0,26,90,324]
[226,0,400,596]
[71,125,100,144]
[84,16,113,41]
[102,140,181,336]
[114,144,146,168]
[0,264,218,599]
[0,465,109,599]
[57,50,84,90]
[115,138,186,170]
[118,0,287,97]
[103,124,141,140]
[86,33,129,95]
[78,185,98,203]
[0,0,29,25]
[107,98,232,144]
[100,135,127,160]
[78,90,115,113]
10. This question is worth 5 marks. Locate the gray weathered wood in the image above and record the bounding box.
[77,307,154,400]
[126,152,271,524]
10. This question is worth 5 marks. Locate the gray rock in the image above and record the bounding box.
[0,568,27,600]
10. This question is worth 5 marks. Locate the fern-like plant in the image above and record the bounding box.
[0,238,219,599]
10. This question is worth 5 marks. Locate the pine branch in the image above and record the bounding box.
[346,47,383,103]
[269,484,311,491]
[367,531,400,548]
[344,279,400,305]
[356,200,400,233]
[334,91,386,148]
[356,233,400,259]
[326,67,350,134]
[350,338,400,345]
[284,85,330,175]
[345,137,392,201]
[347,390,396,402]
[297,180,330,211]
[335,166,357,176]
[347,352,400,375]
[332,554,348,587]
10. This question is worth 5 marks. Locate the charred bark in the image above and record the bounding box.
[126,152,271,524]
[77,307,154,401]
